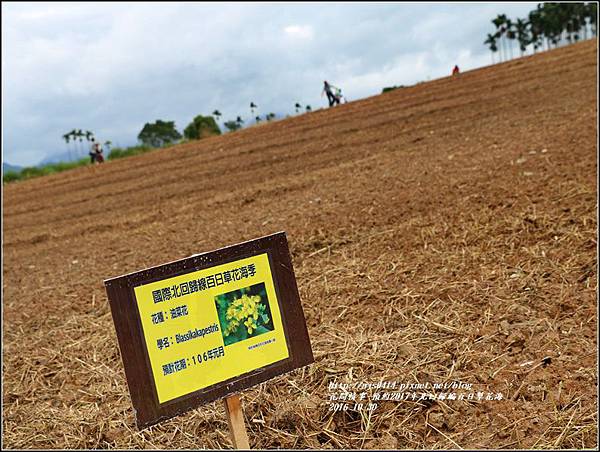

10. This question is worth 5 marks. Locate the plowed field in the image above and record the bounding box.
[3,39,597,449]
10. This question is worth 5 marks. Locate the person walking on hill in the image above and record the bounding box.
[89,138,104,164]
[94,142,105,163]
[452,65,460,76]
[322,80,341,107]
[89,138,98,164]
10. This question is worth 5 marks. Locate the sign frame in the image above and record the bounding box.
[104,231,313,428]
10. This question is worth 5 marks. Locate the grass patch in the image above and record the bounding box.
[4,145,155,184]
[3,158,91,184]
[5,139,213,184]
[106,145,152,160]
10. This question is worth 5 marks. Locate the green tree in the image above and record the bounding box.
[266,113,276,121]
[224,120,242,132]
[306,105,312,112]
[543,3,564,48]
[138,120,182,147]
[183,115,221,140]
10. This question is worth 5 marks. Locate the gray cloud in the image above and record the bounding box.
[2,2,538,166]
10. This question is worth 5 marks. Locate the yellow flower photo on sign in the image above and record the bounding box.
[216,282,274,345]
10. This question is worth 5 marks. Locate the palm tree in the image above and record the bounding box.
[505,18,515,59]
[62,133,72,161]
[492,15,506,62]
[212,110,222,123]
[486,3,596,59]
[528,8,544,53]
[266,113,276,121]
[588,3,597,37]
[559,3,575,43]
[236,116,244,128]
[104,140,112,152]
[484,33,498,63]
[294,102,302,114]
[566,2,585,42]
[535,3,550,50]
[494,14,511,61]
[250,102,257,116]
[255,115,261,124]
[515,19,530,56]
[70,130,79,155]
[573,2,594,40]
[306,105,312,112]
[577,2,589,40]
[76,129,84,156]
[68,129,77,155]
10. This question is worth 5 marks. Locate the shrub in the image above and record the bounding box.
[3,158,90,183]
[107,145,152,160]
[382,85,405,93]
[184,115,221,140]
[223,120,242,132]
[3,171,22,183]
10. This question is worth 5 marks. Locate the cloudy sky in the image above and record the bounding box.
[2,2,539,167]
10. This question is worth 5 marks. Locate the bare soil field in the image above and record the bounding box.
[2,39,597,449]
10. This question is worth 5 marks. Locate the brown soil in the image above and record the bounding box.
[2,39,597,449]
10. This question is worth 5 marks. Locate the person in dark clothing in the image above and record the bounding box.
[89,138,97,164]
[89,138,104,164]
[94,143,104,163]
[322,80,340,107]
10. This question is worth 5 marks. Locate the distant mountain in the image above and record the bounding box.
[3,162,23,174]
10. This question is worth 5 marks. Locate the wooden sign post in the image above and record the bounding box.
[104,232,313,447]
[224,394,250,449]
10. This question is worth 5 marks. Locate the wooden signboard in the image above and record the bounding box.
[104,232,314,429]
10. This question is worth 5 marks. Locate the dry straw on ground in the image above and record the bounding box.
[3,39,597,449]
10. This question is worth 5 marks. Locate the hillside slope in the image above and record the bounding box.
[3,39,597,449]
